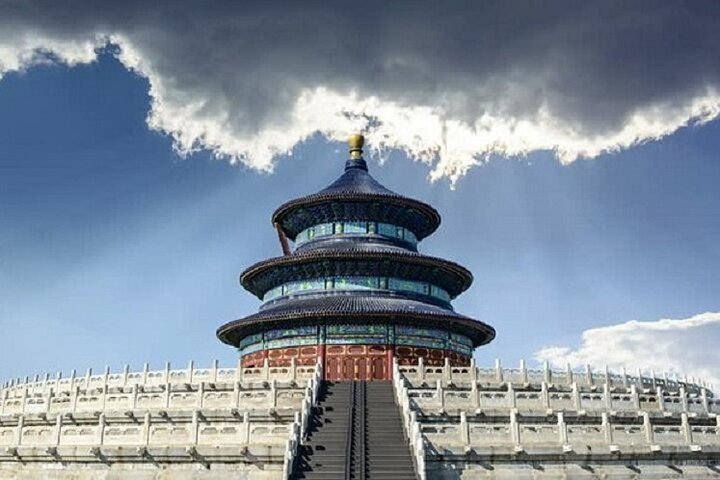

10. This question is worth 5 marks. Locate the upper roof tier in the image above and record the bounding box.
[272,135,441,241]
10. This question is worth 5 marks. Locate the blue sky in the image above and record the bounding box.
[1,53,719,383]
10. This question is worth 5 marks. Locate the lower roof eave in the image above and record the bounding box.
[216,311,495,349]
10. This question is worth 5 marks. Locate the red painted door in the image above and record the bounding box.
[326,356,341,381]
[371,356,386,380]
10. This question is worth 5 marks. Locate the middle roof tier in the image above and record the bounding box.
[240,247,473,301]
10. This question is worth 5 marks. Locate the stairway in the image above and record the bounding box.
[364,381,418,479]
[293,381,418,480]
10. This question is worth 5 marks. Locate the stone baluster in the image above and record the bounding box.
[142,363,149,384]
[101,384,108,411]
[122,364,130,387]
[656,386,665,412]
[165,383,171,409]
[602,412,613,445]
[510,409,520,447]
[604,365,611,386]
[459,411,470,447]
[211,359,219,383]
[643,412,653,445]
[97,413,106,446]
[103,366,109,389]
[241,411,251,445]
[680,386,688,412]
[70,369,77,391]
[197,382,204,408]
[72,386,80,413]
[630,385,640,410]
[290,358,297,381]
[622,367,629,387]
[187,360,195,384]
[21,388,28,414]
[191,410,200,445]
[470,358,477,383]
[233,381,241,408]
[436,380,444,409]
[604,382,612,410]
[586,364,593,385]
[143,412,151,446]
[557,411,568,446]
[54,414,63,446]
[572,382,581,410]
[495,359,503,382]
[543,361,551,384]
[46,387,54,414]
[637,369,644,390]
[566,363,573,384]
[271,379,278,408]
[131,384,138,410]
[471,381,479,408]
[507,382,516,408]
[681,412,692,445]
[520,359,528,383]
[541,381,550,409]
[701,388,710,414]
[418,357,425,381]
[650,370,657,389]
[164,362,171,384]
[15,415,24,446]
[84,368,92,390]
[444,357,451,381]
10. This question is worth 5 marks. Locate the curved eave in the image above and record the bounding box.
[217,308,495,349]
[271,193,441,240]
[240,249,473,299]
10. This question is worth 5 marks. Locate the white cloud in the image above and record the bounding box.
[535,312,720,389]
[1,3,720,183]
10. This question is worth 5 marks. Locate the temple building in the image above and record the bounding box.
[1,135,719,479]
[217,134,495,381]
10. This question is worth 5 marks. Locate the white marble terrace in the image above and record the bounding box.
[393,359,720,480]
[0,360,321,480]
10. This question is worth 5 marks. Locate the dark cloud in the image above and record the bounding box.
[1,1,719,181]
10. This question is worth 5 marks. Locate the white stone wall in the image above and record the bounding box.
[393,359,720,479]
[0,360,321,480]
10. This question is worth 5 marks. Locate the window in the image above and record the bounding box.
[344,221,367,234]
[378,222,397,238]
[295,221,418,246]
[315,223,333,236]
[404,229,418,244]
[264,276,449,302]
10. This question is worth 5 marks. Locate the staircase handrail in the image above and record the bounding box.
[392,358,427,480]
[282,360,323,479]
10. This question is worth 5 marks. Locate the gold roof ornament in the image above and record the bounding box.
[348,133,364,159]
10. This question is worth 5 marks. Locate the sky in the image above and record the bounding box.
[1,2,719,386]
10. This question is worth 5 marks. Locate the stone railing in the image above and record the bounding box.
[0,379,313,417]
[395,358,720,473]
[408,380,718,416]
[392,358,426,480]
[1,359,319,397]
[397,358,712,395]
[282,360,322,480]
[420,410,720,455]
[0,361,324,471]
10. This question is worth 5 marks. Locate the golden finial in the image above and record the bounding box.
[348,133,364,159]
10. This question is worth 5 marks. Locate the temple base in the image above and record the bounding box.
[240,344,471,380]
